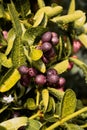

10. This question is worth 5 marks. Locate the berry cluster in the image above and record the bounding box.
[40,31,59,64]
[18,65,66,90]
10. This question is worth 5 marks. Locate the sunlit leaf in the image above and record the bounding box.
[0,68,21,92]
[0,117,28,130]
[68,0,75,14]
[61,89,76,118]
[78,33,87,48]
[24,98,36,110]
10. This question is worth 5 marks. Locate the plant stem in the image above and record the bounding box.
[46,107,87,130]
[36,89,40,106]
[29,110,43,120]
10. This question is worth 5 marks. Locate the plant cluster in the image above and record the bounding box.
[0,0,87,130]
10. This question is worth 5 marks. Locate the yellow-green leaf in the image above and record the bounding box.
[0,69,21,92]
[78,33,87,48]
[61,89,76,118]
[30,49,43,61]
[0,117,28,130]
[68,0,75,14]
[42,89,49,112]
[24,98,36,110]
[52,59,69,74]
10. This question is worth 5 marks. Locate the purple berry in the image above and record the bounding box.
[73,40,82,53]
[52,32,58,37]
[41,42,52,52]
[51,36,59,45]
[18,65,29,75]
[45,48,56,59]
[28,67,37,77]
[58,77,66,87]
[41,31,52,42]
[35,74,46,85]
[42,55,49,64]
[47,74,59,85]
[20,75,30,87]
[46,68,58,76]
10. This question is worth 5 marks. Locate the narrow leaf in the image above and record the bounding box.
[68,0,75,14]
[48,87,64,101]
[11,36,26,68]
[0,117,28,130]
[0,68,21,92]
[69,57,87,83]
[24,98,36,110]
[37,0,45,8]
[8,2,22,36]
[61,89,76,118]
[52,59,69,74]
[42,89,49,112]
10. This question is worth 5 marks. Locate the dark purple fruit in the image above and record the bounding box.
[45,48,56,59]
[28,67,37,77]
[41,42,52,52]
[42,55,49,64]
[41,31,52,42]
[35,74,46,85]
[51,36,59,45]
[18,65,29,75]
[58,77,66,87]
[47,74,59,85]
[46,68,58,76]
[20,75,30,87]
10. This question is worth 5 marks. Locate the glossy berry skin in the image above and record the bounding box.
[52,32,58,37]
[18,65,29,75]
[73,40,82,53]
[35,74,46,85]
[28,67,37,77]
[42,55,49,64]
[41,31,52,42]
[51,36,59,45]
[47,74,59,85]
[45,48,55,59]
[58,77,66,87]
[41,42,52,52]
[46,68,58,76]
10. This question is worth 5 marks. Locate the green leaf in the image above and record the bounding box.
[26,119,42,130]
[51,10,84,24]
[23,26,47,45]
[0,53,12,68]
[15,0,31,17]
[69,57,87,83]
[0,105,8,114]
[24,98,37,110]
[0,126,7,130]
[37,0,45,8]
[0,68,21,92]
[33,59,46,73]
[61,89,76,118]
[0,2,5,18]
[78,33,87,48]
[68,0,75,14]
[67,123,84,130]
[52,59,69,74]
[5,28,16,56]
[42,89,49,112]
[48,87,64,101]
[30,48,43,61]
[33,12,48,27]
[47,96,54,112]
[8,1,22,36]
[0,117,28,130]
[11,36,26,68]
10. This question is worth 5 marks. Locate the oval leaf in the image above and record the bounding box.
[0,117,28,130]
[24,98,36,110]
[30,49,43,61]
[61,89,76,118]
